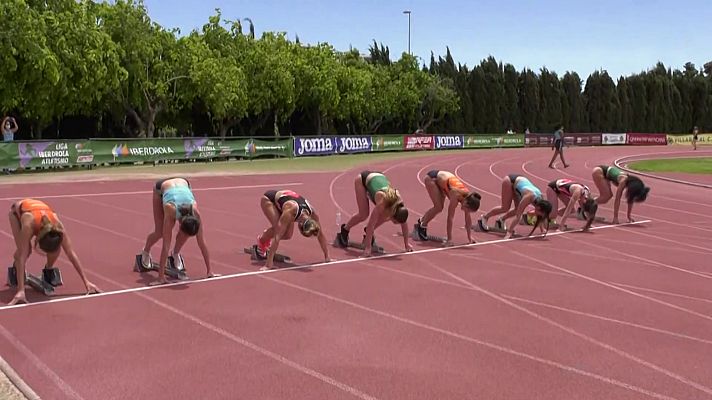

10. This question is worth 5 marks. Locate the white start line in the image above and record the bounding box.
[0,220,651,311]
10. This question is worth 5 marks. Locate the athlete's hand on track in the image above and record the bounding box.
[148,278,168,287]
[628,217,635,223]
[612,218,620,224]
[85,282,101,295]
[503,231,514,240]
[405,243,414,252]
[8,291,27,305]
[207,273,221,278]
[444,240,454,247]
[324,257,334,262]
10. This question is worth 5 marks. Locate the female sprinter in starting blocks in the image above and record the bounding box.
[140,177,216,285]
[335,171,413,256]
[478,174,553,239]
[546,178,598,230]
[415,170,482,246]
[257,189,331,270]
[591,165,650,224]
[7,199,100,305]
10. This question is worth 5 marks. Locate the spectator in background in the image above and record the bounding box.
[2,116,17,174]
[692,126,699,150]
[2,116,17,142]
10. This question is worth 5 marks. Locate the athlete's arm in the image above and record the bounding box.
[464,209,474,243]
[310,212,331,262]
[626,201,635,223]
[506,193,533,238]
[59,224,100,294]
[266,205,295,269]
[193,207,215,277]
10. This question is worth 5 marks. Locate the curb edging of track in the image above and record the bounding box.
[614,153,712,190]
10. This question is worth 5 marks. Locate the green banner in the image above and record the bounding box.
[371,136,403,152]
[464,134,524,148]
[0,142,18,169]
[243,138,292,158]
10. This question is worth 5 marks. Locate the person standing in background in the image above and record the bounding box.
[548,125,569,169]
[2,116,18,174]
[692,126,699,150]
[2,116,18,142]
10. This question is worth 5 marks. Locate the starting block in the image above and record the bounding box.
[520,214,560,230]
[408,224,447,243]
[7,265,56,296]
[244,245,292,264]
[332,235,385,254]
[134,254,188,281]
[473,219,506,234]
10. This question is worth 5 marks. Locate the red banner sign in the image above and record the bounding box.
[626,133,667,145]
[404,135,434,150]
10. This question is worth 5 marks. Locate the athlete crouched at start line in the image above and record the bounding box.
[257,189,331,270]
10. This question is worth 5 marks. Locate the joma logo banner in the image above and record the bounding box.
[435,135,464,149]
[337,137,372,153]
[294,137,337,156]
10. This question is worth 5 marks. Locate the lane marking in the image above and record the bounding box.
[0,182,303,201]
[0,220,650,311]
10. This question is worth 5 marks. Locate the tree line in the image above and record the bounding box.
[1,0,710,140]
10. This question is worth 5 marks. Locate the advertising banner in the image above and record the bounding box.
[293,136,337,157]
[336,136,372,154]
[0,143,17,170]
[15,140,90,168]
[524,134,552,147]
[667,133,712,145]
[465,134,524,148]
[626,133,667,145]
[371,136,404,152]
[435,135,464,149]
[602,133,627,145]
[403,135,434,150]
[243,138,292,158]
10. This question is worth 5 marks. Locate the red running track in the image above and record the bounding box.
[1,146,711,400]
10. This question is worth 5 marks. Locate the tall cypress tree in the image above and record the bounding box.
[502,64,519,131]
[518,68,540,131]
[561,72,585,132]
[539,68,563,130]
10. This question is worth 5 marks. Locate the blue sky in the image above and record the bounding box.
[143,0,711,79]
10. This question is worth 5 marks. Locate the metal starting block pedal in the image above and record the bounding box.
[473,219,507,234]
[133,254,188,281]
[332,236,385,254]
[244,245,292,263]
[6,265,55,296]
[408,224,447,243]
